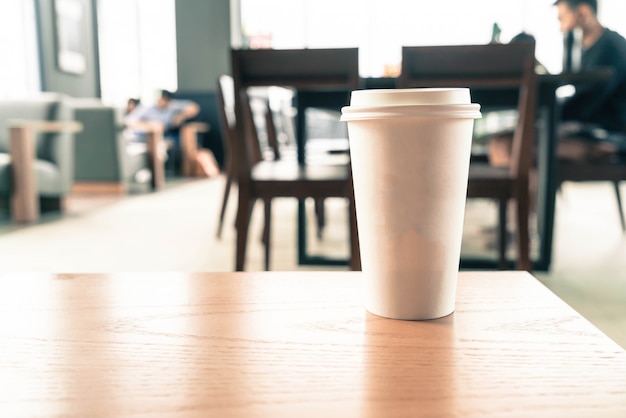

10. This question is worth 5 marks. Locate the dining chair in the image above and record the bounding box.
[557,135,626,231]
[398,42,537,271]
[230,48,360,269]
[556,33,626,232]
[215,75,340,242]
[231,47,359,160]
[229,88,359,271]
[215,76,287,237]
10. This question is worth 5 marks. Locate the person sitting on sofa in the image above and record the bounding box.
[125,97,141,116]
[125,90,219,177]
[125,89,199,148]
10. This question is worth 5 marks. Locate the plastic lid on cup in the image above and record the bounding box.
[341,88,481,121]
[349,88,471,107]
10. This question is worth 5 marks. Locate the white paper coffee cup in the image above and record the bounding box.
[341,88,481,320]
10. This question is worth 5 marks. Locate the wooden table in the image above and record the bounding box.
[1,271,625,417]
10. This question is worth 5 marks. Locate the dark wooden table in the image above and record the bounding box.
[295,90,353,266]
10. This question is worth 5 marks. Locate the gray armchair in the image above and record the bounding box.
[67,98,154,192]
[0,94,78,222]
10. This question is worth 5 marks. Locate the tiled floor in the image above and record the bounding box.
[0,176,624,348]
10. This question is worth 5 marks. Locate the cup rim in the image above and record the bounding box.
[340,103,482,121]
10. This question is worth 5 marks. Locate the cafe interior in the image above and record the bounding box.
[0,0,625,349]
[1,0,625,342]
[1,0,626,414]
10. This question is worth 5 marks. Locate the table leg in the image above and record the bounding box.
[180,126,197,177]
[535,97,559,271]
[10,126,39,223]
[294,92,353,266]
[147,129,165,190]
[296,99,306,166]
[180,122,209,177]
[297,198,351,267]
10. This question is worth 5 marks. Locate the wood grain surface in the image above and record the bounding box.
[1,271,625,417]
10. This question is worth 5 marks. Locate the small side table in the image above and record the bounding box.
[8,119,82,223]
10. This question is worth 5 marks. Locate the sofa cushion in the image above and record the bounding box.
[0,152,64,196]
[0,95,62,155]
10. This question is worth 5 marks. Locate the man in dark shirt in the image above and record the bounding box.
[554,0,626,158]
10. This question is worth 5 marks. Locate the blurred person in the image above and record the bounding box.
[125,97,141,115]
[554,0,626,160]
[125,90,219,177]
[125,89,199,170]
[125,89,200,146]
[489,1,626,166]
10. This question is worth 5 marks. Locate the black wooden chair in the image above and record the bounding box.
[229,48,361,271]
[229,88,359,271]
[398,42,537,271]
[557,130,626,232]
[215,76,338,242]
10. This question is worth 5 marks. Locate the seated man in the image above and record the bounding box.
[124,89,219,177]
[125,89,200,148]
[488,1,626,166]
[554,0,626,161]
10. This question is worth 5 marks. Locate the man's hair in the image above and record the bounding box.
[160,89,175,101]
[553,0,597,14]
[510,32,536,44]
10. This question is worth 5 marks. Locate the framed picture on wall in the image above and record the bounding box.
[53,0,87,75]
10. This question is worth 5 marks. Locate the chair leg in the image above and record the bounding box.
[314,198,326,239]
[235,188,253,271]
[515,194,531,272]
[497,200,507,269]
[216,171,234,238]
[263,199,272,271]
[613,181,625,232]
[348,187,361,271]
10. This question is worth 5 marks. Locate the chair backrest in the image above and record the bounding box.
[216,75,263,179]
[217,75,236,130]
[264,99,281,160]
[398,42,537,179]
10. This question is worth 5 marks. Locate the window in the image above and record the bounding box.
[239,0,571,76]
[97,0,177,107]
[0,0,40,99]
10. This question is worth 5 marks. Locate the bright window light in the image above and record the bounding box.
[0,0,40,99]
[98,0,177,108]
[240,0,571,76]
